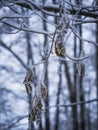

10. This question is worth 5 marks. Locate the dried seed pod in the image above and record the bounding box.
[55,41,66,57]
[25,83,32,94]
[28,107,42,124]
[23,68,33,84]
[28,107,38,122]
[40,83,47,99]
[28,112,36,122]
[32,107,38,115]
[33,97,43,110]
[36,100,43,110]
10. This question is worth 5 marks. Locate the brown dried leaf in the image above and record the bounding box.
[23,68,33,84]
[36,100,43,110]
[55,41,66,57]
[32,107,38,115]
[28,108,38,122]
[28,113,36,122]
[41,83,47,99]
[25,83,32,94]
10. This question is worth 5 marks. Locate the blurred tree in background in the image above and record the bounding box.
[0,0,98,130]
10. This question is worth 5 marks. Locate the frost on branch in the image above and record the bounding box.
[54,7,69,58]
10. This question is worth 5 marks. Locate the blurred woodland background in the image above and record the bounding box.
[0,0,98,130]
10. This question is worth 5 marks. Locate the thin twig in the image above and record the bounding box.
[2,21,52,37]
[0,41,27,69]
[0,15,30,21]
[66,54,90,61]
[70,25,98,46]
[45,98,98,110]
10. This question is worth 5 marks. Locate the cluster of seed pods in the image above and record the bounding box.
[23,68,47,124]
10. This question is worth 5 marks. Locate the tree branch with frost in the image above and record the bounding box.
[27,0,59,17]
[30,29,57,68]
[3,19,25,34]
[45,98,98,110]
[74,19,98,25]
[2,21,51,36]
[25,29,57,69]
[30,11,56,26]
[0,40,53,71]
[0,15,30,21]
[0,41,28,69]
[3,0,98,18]
[70,25,98,46]
[3,115,27,130]
[65,54,90,61]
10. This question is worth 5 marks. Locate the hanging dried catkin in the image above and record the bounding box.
[23,68,33,84]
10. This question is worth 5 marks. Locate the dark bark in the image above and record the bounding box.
[73,34,79,130]
[53,1,60,129]
[78,15,85,130]
[96,25,98,129]
[87,107,91,130]
[43,13,50,130]
[25,16,34,130]
[44,63,50,130]
[54,63,62,130]
[87,84,91,130]
[63,61,78,130]
[75,0,85,129]
[96,1,98,128]
[4,1,98,18]
[79,81,85,130]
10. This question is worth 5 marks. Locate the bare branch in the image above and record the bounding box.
[3,115,27,130]
[46,98,98,109]
[70,25,98,46]
[74,19,98,25]
[5,0,98,18]
[66,54,90,61]
[0,41,28,69]
[30,11,57,26]
[0,15,30,21]
[2,21,51,36]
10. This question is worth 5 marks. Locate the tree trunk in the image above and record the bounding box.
[75,0,85,129]
[25,16,34,130]
[78,17,85,130]
[54,63,62,130]
[26,34,34,130]
[44,63,50,130]
[42,13,50,130]
[79,80,85,130]
[96,1,98,128]
[63,61,78,130]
